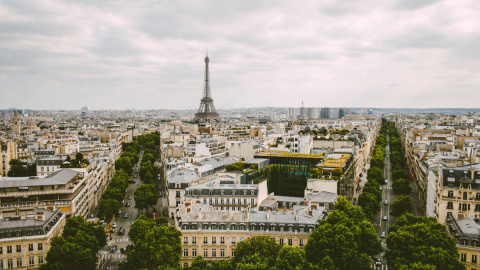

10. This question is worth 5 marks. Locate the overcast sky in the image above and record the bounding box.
[1,0,479,110]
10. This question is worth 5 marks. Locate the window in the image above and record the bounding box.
[183,237,188,244]
[476,193,480,200]
[473,255,478,263]
[203,237,208,244]
[300,239,304,247]
[232,237,236,245]
[212,237,216,244]
[240,237,244,242]
[203,249,208,258]
[38,256,44,264]
[7,246,12,253]
[461,253,467,262]
[0,260,3,269]
[279,239,284,245]
[16,258,22,268]
[176,200,180,206]
[464,192,468,200]
[251,199,255,206]
[183,249,188,257]
[192,237,197,244]
[7,259,13,269]
[184,263,188,268]
[28,244,34,251]
[176,191,180,198]
[38,243,43,251]
[220,237,225,244]
[29,257,34,266]
[288,239,293,246]
[212,249,217,258]
[0,247,2,254]
[447,202,454,209]
[231,249,236,257]
[220,249,225,258]
[463,204,468,211]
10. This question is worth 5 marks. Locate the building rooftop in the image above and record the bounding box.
[0,169,81,188]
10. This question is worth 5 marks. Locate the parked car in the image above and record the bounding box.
[128,179,136,184]
[375,258,382,266]
[112,222,117,228]
[128,195,132,200]
[385,180,388,184]
[383,215,387,221]
[123,213,129,219]
[118,227,125,236]
[384,200,388,205]
[125,202,130,207]
[109,228,115,233]
[380,232,386,238]
[110,245,117,253]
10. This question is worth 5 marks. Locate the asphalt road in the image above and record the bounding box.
[98,151,144,270]
[372,134,395,269]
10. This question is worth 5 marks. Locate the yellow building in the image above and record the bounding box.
[0,208,65,269]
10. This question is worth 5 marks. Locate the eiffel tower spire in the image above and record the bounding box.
[193,54,220,122]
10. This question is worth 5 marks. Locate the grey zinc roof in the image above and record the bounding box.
[168,169,199,184]
[0,169,80,188]
[305,191,338,204]
[456,217,480,235]
[0,209,57,230]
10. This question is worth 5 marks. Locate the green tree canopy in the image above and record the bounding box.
[385,213,465,270]
[392,178,412,195]
[233,236,282,268]
[275,246,307,270]
[390,195,412,217]
[123,218,181,270]
[134,184,158,213]
[306,196,382,270]
[115,156,133,175]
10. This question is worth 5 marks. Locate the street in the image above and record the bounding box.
[372,134,395,269]
[98,151,144,270]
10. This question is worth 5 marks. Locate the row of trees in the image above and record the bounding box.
[387,122,413,217]
[134,132,160,215]
[6,159,36,177]
[41,217,106,270]
[357,119,389,219]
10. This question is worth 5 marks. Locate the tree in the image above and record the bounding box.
[75,152,84,161]
[98,198,121,221]
[226,164,242,171]
[233,236,282,268]
[115,156,133,175]
[7,159,32,177]
[385,213,465,270]
[134,184,158,214]
[367,167,385,185]
[392,178,412,195]
[143,153,156,165]
[142,171,154,184]
[123,220,181,270]
[357,192,380,220]
[306,197,381,270]
[190,256,208,270]
[276,246,307,270]
[390,195,412,217]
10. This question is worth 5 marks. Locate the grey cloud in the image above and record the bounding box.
[393,0,443,10]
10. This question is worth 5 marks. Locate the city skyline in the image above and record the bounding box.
[1,1,479,110]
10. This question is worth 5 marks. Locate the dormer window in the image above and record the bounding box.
[251,190,255,195]
[221,190,224,195]
[244,190,247,195]
[232,190,236,195]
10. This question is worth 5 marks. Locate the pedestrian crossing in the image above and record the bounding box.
[108,237,130,244]
[371,264,388,269]
[99,253,126,260]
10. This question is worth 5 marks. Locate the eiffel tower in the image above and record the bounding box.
[193,54,220,123]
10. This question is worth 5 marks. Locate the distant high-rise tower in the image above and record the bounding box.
[193,55,220,123]
[12,110,21,135]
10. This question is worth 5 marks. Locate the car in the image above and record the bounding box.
[109,228,115,233]
[118,227,125,236]
[375,258,382,266]
[110,245,117,253]
[385,180,388,184]
[125,202,130,207]
[118,210,121,214]
[105,267,111,270]
[112,222,117,228]
[121,199,125,205]
[120,247,125,254]
[383,215,387,221]
[128,180,136,184]
[128,195,132,200]
[159,191,162,196]
[123,213,129,219]
[379,186,382,190]
[384,200,388,205]
[380,232,386,238]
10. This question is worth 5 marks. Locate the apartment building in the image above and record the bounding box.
[446,214,480,270]
[436,164,480,223]
[183,177,268,211]
[176,203,328,267]
[0,169,91,218]
[0,208,65,270]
